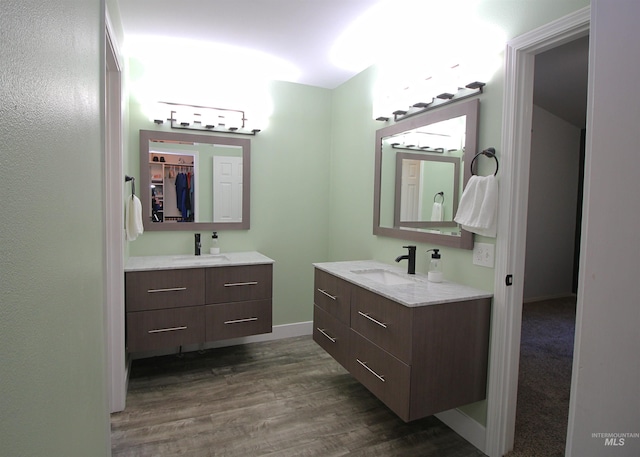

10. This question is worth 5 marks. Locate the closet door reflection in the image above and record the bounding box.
[213,155,243,223]
[149,151,196,223]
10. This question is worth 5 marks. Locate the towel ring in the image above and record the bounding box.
[125,175,136,199]
[433,191,444,204]
[470,147,498,176]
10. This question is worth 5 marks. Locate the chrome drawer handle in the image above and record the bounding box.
[224,317,258,324]
[147,287,187,293]
[316,328,336,343]
[224,281,258,287]
[357,359,385,383]
[317,288,337,300]
[148,326,187,334]
[358,311,387,329]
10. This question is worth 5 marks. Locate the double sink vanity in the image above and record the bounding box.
[312,260,492,422]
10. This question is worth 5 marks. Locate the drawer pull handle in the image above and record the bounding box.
[224,281,258,287]
[148,326,187,334]
[316,328,336,343]
[358,311,387,329]
[357,359,385,383]
[224,317,258,324]
[317,288,337,300]
[147,287,187,293]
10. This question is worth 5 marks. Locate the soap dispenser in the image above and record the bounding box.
[210,231,220,255]
[427,249,443,283]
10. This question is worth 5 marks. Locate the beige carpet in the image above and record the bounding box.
[505,297,576,457]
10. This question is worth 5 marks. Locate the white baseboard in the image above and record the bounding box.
[436,408,487,453]
[130,321,313,360]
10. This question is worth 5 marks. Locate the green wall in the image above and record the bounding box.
[1,0,110,455]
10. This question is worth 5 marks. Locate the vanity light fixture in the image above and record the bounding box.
[387,81,485,122]
[152,102,261,135]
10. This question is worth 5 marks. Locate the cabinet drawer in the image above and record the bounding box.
[313,305,349,370]
[125,269,205,312]
[314,269,351,324]
[349,330,411,421]
[126,306,205,352]
[205,299,272,341]
[206,264,272,304]
[351,286,412,363]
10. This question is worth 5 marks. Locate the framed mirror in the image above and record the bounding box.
[139,129,250,231]
[373,98,479,249]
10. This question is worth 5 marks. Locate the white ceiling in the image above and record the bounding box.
[117,0,382,89]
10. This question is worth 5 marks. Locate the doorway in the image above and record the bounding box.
[509,36,588,456]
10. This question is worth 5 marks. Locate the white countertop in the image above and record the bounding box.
[313,260,492,308]
[126,251,274,272]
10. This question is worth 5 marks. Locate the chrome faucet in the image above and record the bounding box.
[194,233,201,256]
[395,245,416,274]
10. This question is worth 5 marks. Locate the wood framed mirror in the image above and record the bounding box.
[373,98,479,249]
[139,129,250,232]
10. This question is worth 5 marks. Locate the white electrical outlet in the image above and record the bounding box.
[473,242,495,268]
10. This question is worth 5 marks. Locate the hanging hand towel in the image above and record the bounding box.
[125,195,144,241]
[454,175,498,237]
[431,202,444,222]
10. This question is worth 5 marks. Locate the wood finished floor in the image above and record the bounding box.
[111,336,485,457]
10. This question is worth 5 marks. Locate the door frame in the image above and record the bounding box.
[484,7,590,456]
[105,9,127,413]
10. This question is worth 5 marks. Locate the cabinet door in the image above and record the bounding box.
[126,306,205,352]
[125,269,205,312]
[205,264,272,304]
[205,299,272,341]
[351,286,413,363]
[313,305,349,370]
[349,330,411,422]
[314,269,351,324]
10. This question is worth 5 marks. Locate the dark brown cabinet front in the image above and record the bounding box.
[126,263,273,354]
[205,299,272,341]
[205,264,272,304]
[126,306,205,352]
[125,268,205,312]
[312,267,491,422]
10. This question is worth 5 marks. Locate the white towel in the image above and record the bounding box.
[125,195,144,241]
[431,202,443,222]
[454,175,498,237]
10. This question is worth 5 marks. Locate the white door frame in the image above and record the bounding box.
[484,7,590,456]
[105,10,127,413]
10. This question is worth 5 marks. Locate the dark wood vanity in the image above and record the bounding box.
[313,262,492,422]
[125,253,273,353]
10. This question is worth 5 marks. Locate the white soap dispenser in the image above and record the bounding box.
[210,231,220,255]
[427,249,443,283]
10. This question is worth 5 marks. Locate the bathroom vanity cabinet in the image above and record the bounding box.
[125,252,273,353]
[313,261,492,422]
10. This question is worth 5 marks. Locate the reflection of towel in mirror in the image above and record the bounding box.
[454,175,498,237]
[125,195,144,241]
[431,202,443,221]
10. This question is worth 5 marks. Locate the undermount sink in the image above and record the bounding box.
[170,255,230,265]
[351,268,415,286]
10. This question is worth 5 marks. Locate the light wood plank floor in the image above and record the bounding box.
[111,336,485,457]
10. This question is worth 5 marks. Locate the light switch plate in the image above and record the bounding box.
[473,242,495,268]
